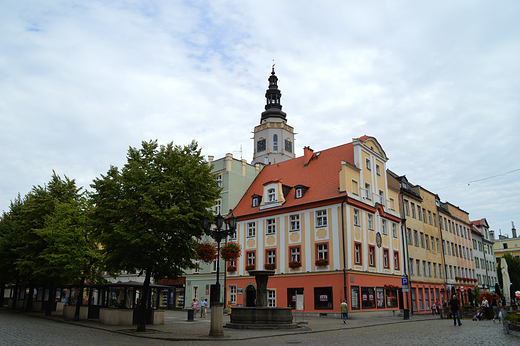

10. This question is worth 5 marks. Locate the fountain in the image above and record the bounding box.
[225,270,297,329]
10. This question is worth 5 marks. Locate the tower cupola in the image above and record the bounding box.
[261,65,287,123]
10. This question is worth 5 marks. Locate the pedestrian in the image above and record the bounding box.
[201,298,207,318]
[340,300,348,324]
[436,300,441,315]
[449,294,462,326]
[482,297,490,320]
[190,298,198,317]
[431,301,436,315]
[491,295,500,322]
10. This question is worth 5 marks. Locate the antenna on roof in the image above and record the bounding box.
[233,145,243,160]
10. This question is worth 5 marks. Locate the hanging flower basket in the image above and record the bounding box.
[289,261,302,269]
[479,291,497,304]
[221,242,242,261]
[227,266,237,272]
[245,264,255,271]
[315,259,329,266]
[195,242,217,263]
[264,263,276,270]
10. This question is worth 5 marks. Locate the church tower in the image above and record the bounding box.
[252,66,296,165]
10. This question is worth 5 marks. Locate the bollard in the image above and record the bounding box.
[187,308,194,321]
[403,309,409,320]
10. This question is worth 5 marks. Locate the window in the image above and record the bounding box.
[273,134,278,153]
[266,249,276,264]
[414,230,419,247]
[442,240,446,254]
[247,251,255,266]
[212,259,218,272]
[425,235,430,250]
[268,290,276,307]
[430,237,435,251]
[361,287,376,309]
[390,198,395,211]
[355,243,362,264]
[268,188,276,202]
[290,214,300,231]
[439,264,443,279]
[194,260,200,274]
[295,188,303,199]
[417,205,422,221]
[216,174,222,187]
[422,209,426,223]
[267,218,276,234]
[407,228,412,245]
[376,164,381,175]
[366,158,371,170]
[317,243,328,260]
[368,214,374,231]
[449,265,453,279]
[433,213,437,227]
[420,232,425,248]
[194,286,199,300]
[365,183,371,200]
[428,211,432,225]
[379,190,384,204]
[394,252,399,270]
[247,222,256,237]
[404,200,410,216]
[285,138,292,153]
[257,138,266,152]
[428,262,432,277]
[215,200,221,215]
[252,196,259,207]
[230,286,237,304]
[383,249,389,269]
[369,246,375,267]
[436,238,440,252]
[409,258,414,275]
[353,209,360,226]
[290,246,301,263]
[392,223,398,238]
[314,287,333,310]
[411,202,416,218]
[316,210,328,227]
[351,180,359,195]
[382,220,387,235]
[416,259,421,276]
[423,261,427,277]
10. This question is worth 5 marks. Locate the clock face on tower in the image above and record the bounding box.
[285,139,292,153]
[257,139,266,152]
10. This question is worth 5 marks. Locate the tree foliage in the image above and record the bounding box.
[89,140,220,331]
[497,253,520,300]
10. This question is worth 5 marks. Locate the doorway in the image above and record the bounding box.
[245,285,256,307]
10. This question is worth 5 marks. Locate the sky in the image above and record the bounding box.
[1,0,519,237]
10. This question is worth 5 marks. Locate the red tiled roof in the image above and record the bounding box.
[233,142,356,218]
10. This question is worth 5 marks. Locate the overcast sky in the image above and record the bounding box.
[1,1,518,237]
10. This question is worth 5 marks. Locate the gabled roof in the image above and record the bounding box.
[233,141,357,218]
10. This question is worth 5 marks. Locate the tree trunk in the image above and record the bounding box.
[25,284,34,312]
[137,268,152,332]
[11,284,18,310]
[74,277,85,321]
[45,285,55,316]
[0,282,5,308]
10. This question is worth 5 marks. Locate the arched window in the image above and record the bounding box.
[273,134,278,153]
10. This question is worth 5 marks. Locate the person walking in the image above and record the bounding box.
[201,298,207,318]
[482,297,491,320]
[449,294,462,326]
[340,300,348,324]
[436,300,441,315]
[431,301,436,315]
[190,298,198,318]
[491,295,500,322]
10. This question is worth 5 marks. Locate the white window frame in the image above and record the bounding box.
[290,214,300,231]
[317,244,328,260]
[316,210,327,227]
[392,223,398,238]
[230,286,237,304]
[216,174,222,187]
[194,260,200,274]
[215,200,221,215]
[268,188,276,202]
[382,219,387,235]
[295,188,303,199]
[247,252,255,265]
[268,290,276,307]
[365,183,371,200]
[368,214,374,231]
[267,249,276,264]
[266,218,276,234]
[291,246,300,262]
[353,209,360,226]
[366,158,371,170]
[247,222,256,237]
[376,164,381,176]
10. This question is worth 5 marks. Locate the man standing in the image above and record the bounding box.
[491,295,500,322]
[482,297,490,320]
[449,295,461,326]
[340,300,348,324]
[201,298,207,318]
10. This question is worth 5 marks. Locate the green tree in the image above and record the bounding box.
[90,140,220,332]
[497,253,520,303]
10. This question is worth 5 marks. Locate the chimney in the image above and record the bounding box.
[489,230,495,240]
[304,146,314,166]
[512,221,517,238]
[208,155,214,165]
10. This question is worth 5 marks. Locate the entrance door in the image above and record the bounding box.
[245,285,256,307]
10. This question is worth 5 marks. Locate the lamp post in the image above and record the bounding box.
[202,213,236,337]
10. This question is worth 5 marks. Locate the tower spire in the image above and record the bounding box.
[261,65,286,123]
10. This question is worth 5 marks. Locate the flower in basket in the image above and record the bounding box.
[479,291,497,304]
[195,242,217,263]
[245,264,255,271]
[289,261,302,269]
[264,263,276,270]
[227,266,237,272]
[315,258,329,266]
[221,242,242,261]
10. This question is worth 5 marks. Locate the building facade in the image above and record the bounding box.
[492,223,520,261]
[471,218,497,291]
[227,136,406,316]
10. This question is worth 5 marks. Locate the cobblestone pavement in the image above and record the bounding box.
[1,308,517,346]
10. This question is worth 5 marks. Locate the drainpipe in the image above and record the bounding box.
[341,196,348,302]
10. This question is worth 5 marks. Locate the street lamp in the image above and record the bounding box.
[202,213,237,304]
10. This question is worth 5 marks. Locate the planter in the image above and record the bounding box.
[63,305,89,320]
[288,261,301,269]
[227,266,237,272]
[245,265,255,271]
[315,259,329,267]
[264,264,276,270]
[99,308,133,326]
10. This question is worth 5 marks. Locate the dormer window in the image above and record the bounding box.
[295,188,303,199]
[294,185,308,199]
[252,194,261,207]
[268,188,276,202]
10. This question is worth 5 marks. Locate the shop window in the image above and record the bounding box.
[376,287,385,309]
[314,287,333,310]
[386,288,398,308]
[287,288,304,309]
[361,287,376,309]
[351,286,360,310]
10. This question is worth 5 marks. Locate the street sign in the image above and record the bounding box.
[402,278,408,286]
